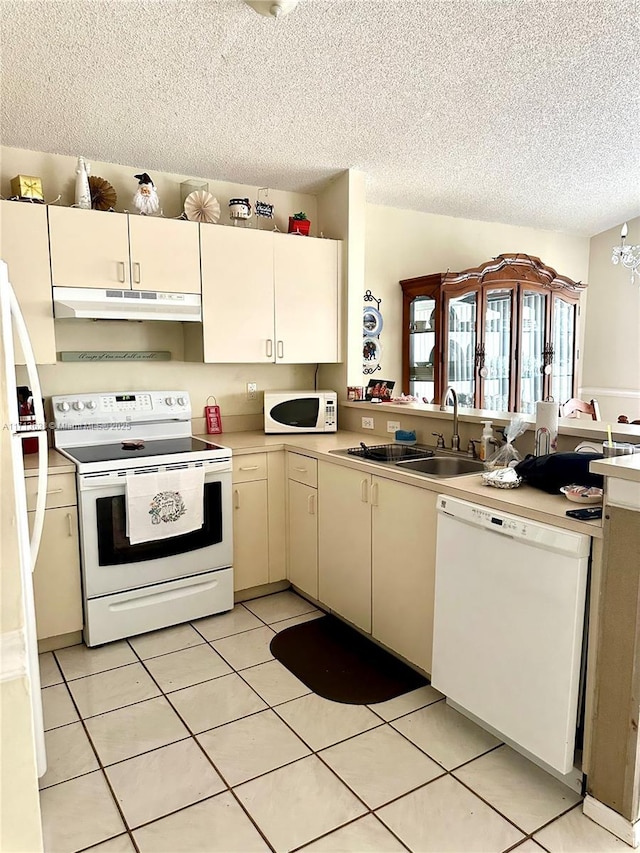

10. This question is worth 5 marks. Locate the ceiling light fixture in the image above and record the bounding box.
[612,222,640,285]
[245,0,301,18]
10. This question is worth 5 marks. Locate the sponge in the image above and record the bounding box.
[395,429,417,445]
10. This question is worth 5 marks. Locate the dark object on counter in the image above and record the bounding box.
[566,507,603,521]
[270,614,428,704]
[515,452,604,495]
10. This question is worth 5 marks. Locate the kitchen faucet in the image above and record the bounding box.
[440,386,460,451]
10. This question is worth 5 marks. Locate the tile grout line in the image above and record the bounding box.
[50,650,141,853]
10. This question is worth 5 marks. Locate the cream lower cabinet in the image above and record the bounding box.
[0,200,56,364]
[26,473,82,641]
[317,462,372,633]
[286,453,318,599]
[317,461,437,671]
[232,452,286,592]
[372,480,437,673]
[48,206,200,293]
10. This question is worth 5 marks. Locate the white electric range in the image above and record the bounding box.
[52,391,233,646]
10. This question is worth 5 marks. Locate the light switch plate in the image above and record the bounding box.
[387,420,401,433]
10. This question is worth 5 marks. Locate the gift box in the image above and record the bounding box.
[10,174,44,201]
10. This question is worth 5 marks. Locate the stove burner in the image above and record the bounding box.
[122,440,145,450]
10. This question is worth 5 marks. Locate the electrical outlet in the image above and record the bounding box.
[246,382,257,401]
[387,420,401,433]
[362,417,374,429]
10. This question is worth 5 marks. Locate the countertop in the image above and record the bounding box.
[201,430,603,538]
[590,453,640,484]
[23,447,75,478]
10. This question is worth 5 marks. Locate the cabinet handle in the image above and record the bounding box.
[361,479,369,503]
[308,493,316,515]
[371,482,379,507]
[66,512,73,537]
[234,489,240,509]
[133,262,141,284]
[117,261,126,283]
[277,340,284,359]
[239,466,259,471]
[294,466,307,473]
[266,339,273,358]
[46,488,64,495]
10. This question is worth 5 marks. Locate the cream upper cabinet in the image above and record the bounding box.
[372,478,437,673]
[49,206,131,289]
[200,226,275,363]
[49,207,201,294]
[128,215,200,294]
[0,200,56,364]
[317,462,371,633]
[273,234,340,364]
[197,228,341,364]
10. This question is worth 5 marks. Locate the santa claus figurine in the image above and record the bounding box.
[132,173,160,215]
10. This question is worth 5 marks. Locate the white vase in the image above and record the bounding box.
[75,157,91,209]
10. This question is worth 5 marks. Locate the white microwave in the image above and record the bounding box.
[264,390,337,433]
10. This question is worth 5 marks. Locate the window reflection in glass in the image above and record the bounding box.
[446,292,476,407]
[483,289,511,411]
[551,298,575,406]
[409,295,436,402]
[520,291,546,413]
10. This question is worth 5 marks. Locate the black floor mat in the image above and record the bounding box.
[269,614,429,705]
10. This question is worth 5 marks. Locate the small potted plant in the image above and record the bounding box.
[288,211,311,236]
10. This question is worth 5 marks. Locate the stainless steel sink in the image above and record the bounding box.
[329,443,434,462]
[395,456,485,477]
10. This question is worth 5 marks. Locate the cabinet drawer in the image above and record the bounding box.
[233,453,268,482]
[287,453,318,487]
[25,473,76,511]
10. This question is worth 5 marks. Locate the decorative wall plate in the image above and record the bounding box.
[363,307,383,337]
[88,176,117,211]
[184,191,221,224]
[363,337,382,365]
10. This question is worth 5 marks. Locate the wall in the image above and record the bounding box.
[361,204,591,399]
[582,217,640,422]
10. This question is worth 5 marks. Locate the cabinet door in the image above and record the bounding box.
[200,227,274,363]
[128,216,201,294]
[233,480,269,591]
[287,480,318,599]
[317,462,371,632]
[517,289,548,414]
[29,507,83,640]
[273,234,339,364]
[408,294,438,403]
[479,286,516,412]
[0,201,56,364]
[372,478,437,673]
[443,287,480,408]
[49,206,131,289]
[549,295,578,406]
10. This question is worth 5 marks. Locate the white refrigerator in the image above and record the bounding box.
[0,258,48,776]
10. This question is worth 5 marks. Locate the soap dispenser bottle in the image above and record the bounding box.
[479,420,494,462]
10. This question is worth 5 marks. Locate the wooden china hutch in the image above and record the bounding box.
[400,254,586,413]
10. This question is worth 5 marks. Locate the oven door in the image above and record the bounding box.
[78,459,233,598]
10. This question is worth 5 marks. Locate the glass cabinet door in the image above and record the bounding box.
[519,290,547,414]
[549,297,576,406]
[481,288,513,412]
[444,291,477,408]
[408,295,437,403]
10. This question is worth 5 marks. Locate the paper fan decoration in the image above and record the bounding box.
[88,176,117,211]
[184,191,220,224]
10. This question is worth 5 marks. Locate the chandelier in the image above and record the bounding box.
[612,223,640,285]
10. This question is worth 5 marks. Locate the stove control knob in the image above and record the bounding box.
[177,396,186,406]
[57,401,70,413]
[86,400,97,410]
[73,401,85,411]
[165,396,176,406]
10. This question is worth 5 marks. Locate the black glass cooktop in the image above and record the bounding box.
[63,437,226,465]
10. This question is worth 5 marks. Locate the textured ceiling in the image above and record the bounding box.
[1,0,639,235]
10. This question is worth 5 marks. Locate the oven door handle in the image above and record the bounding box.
[79,466,231,491]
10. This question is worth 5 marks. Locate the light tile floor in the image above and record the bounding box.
[39,590,627,853]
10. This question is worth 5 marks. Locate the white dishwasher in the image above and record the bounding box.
[432,495,590,777]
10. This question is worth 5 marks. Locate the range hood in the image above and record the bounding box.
[53,287,202,322]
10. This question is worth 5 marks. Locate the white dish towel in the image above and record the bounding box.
[126,465,205,545]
